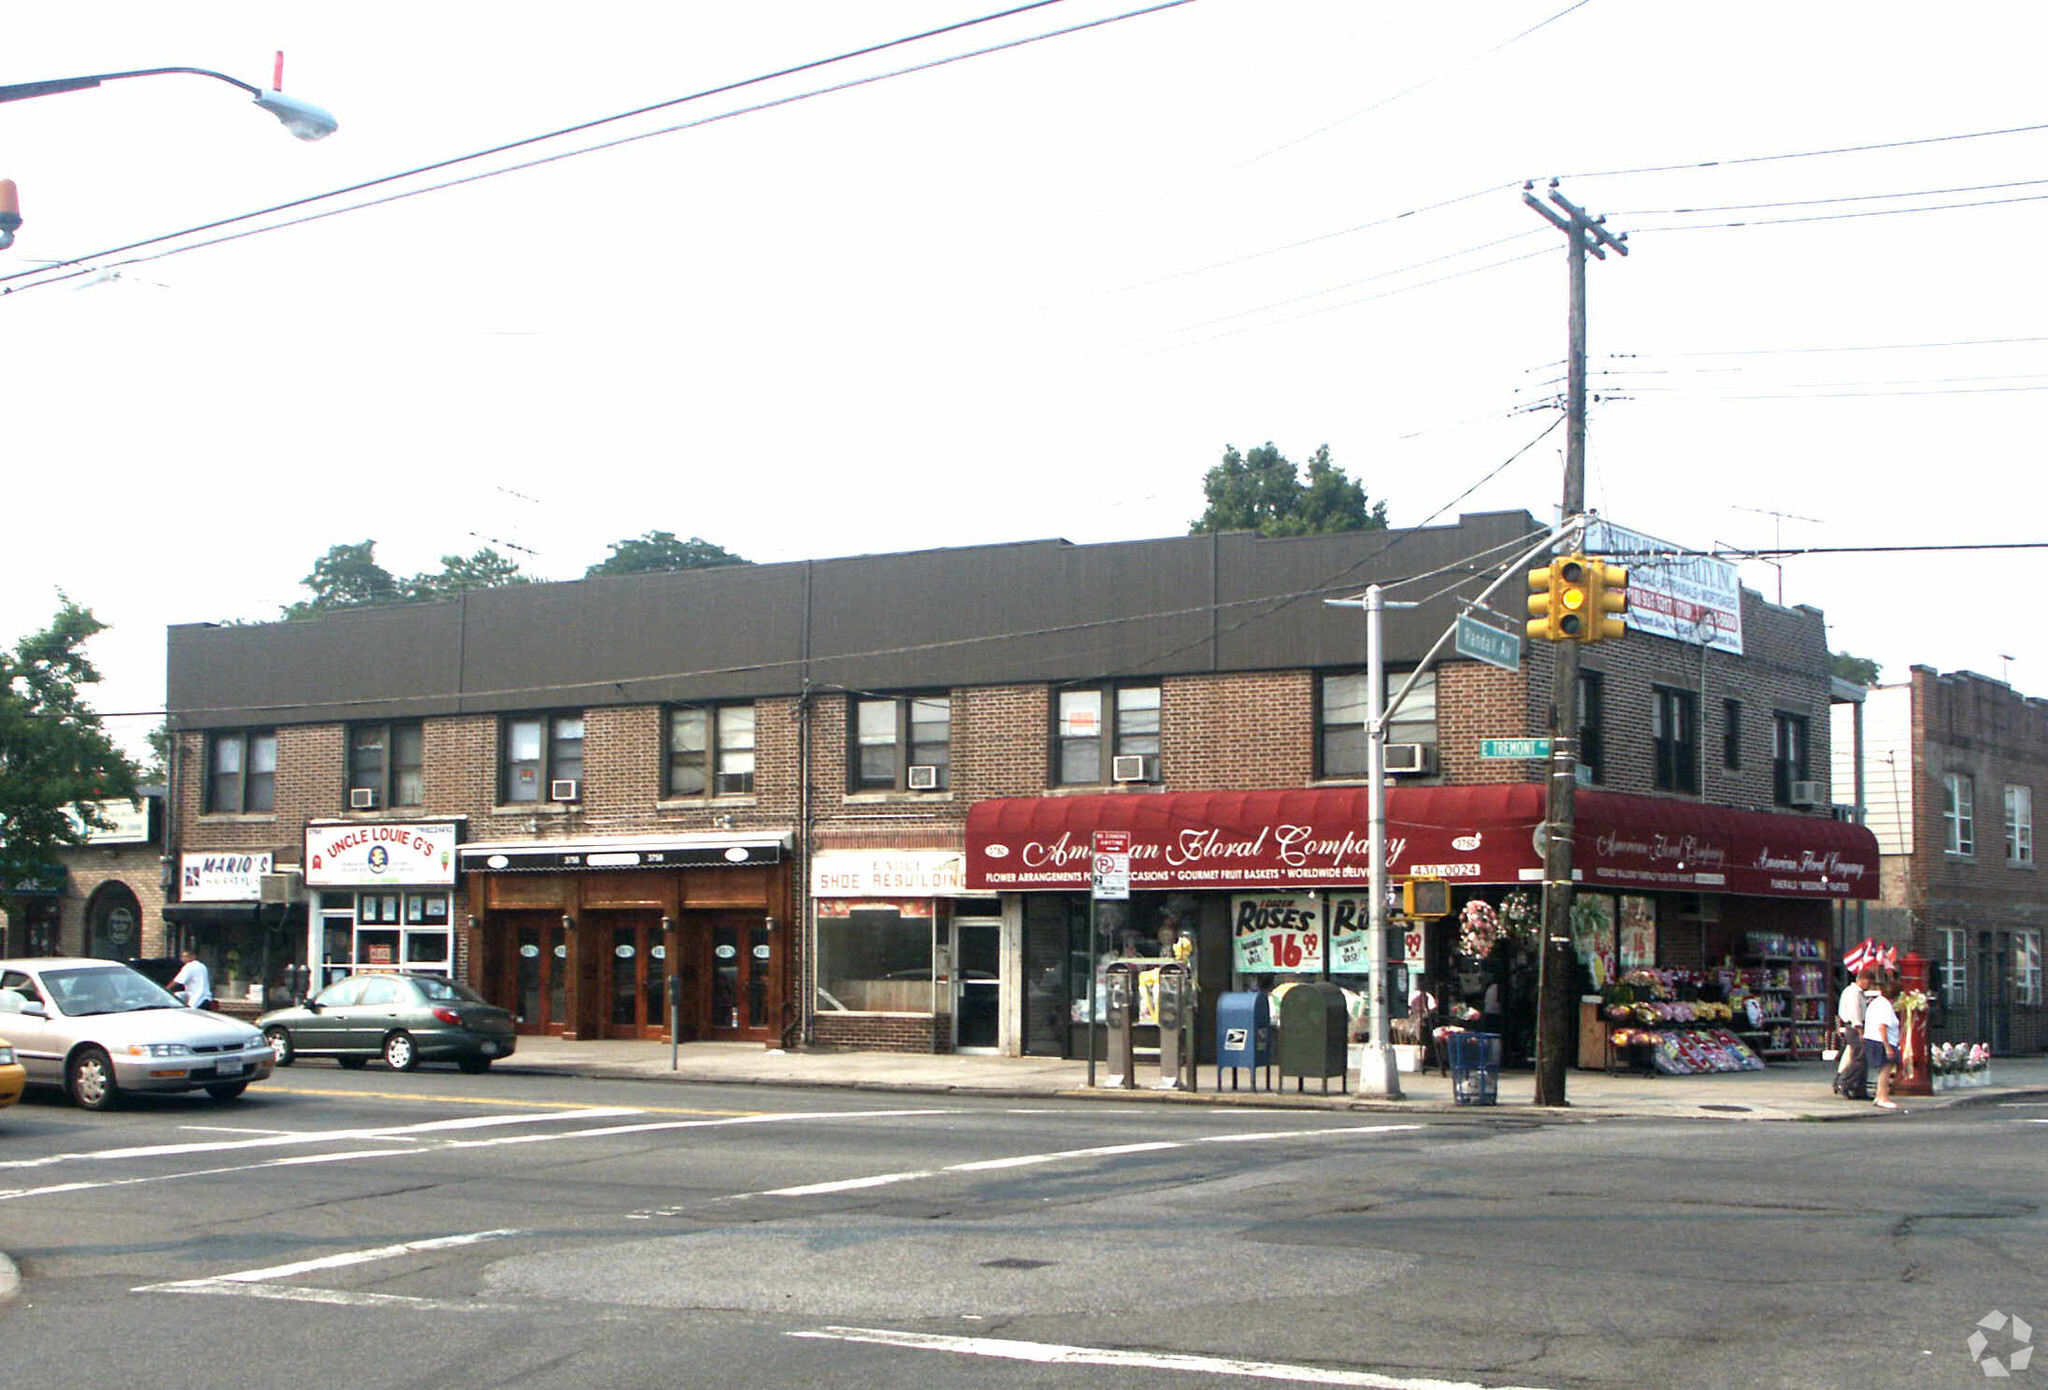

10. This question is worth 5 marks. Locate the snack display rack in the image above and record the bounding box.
[1736,933,1830,1059]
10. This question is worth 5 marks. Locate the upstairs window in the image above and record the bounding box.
[502,713,584,804]
[1722,699,1742,771]
[851,694,950,791]
[1943,773,1975,856]
[1651,687,1698,794]
[2005,785,2033,865]
[1578,670,1605,785]
[1056,683,1160,785]
[1772,712,1810,805]
[667,703,756,797]
[1318,670,1439,779]
[206,730,277,814]
[348,722,423,809]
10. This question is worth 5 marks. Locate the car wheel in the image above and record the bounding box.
[264,1027,296,1066]
[457,1055,492,1074]
[206,1082,248,1101]
[383,1031,419,1072]
[337,1055,369,1070]
[70,1046,119,1111]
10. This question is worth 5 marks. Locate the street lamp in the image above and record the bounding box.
[0,64,339,141]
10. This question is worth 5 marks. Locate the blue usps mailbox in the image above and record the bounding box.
[1215,990,1273,1091]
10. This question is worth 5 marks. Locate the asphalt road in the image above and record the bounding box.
[1,1064,2041,1389]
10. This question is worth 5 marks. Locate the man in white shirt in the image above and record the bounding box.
[1834,966,1874,1100]
[170,950,213,1010]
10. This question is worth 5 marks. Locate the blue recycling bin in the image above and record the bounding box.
[1448,1031,1502,1106]
[1215,991,1272,1091]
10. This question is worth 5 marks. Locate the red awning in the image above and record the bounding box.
[964,784,1876,900]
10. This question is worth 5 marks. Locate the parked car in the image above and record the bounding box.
[0,958,276,1109]
[0,1034,24,1110]
[258,973,516,1073]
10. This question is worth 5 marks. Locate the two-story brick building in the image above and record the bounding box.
[162,511,1875,1061]
[0,791,168,968]
[1832,667,2047,1054]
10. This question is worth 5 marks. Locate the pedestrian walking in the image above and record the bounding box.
[1863,974,1903,1110]
[1834,966,1874,1099]
[169,949,214,1011]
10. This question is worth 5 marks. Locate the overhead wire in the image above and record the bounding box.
[1551,118,2048,181]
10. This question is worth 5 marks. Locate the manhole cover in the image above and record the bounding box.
[1699,1104,1752,1112]
[981,1258,1054,1271]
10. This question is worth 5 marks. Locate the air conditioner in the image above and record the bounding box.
[550,779,582,803]
[1788,779,1820,806]
[906,764,941,791]
[1384,742,1434,775]
[349,787,379,810]
[1111,754,1157,784]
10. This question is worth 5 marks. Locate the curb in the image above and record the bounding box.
[0,1251,19,1304]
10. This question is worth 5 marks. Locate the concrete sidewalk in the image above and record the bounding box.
[494,1039,2048,1122]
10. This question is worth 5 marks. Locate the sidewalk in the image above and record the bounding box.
[495,1040,2048,1122]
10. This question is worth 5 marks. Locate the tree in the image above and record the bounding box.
[585,531,750,577]
[405,547,532,601]
[1189,442,1387,537]
[0,600,140,899]
[1830,651,1882,686]
[281,541,403,619]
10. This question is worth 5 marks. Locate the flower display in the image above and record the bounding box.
[1497,890,1539,949]
[1458,899,1499,958]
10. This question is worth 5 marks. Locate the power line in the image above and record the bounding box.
[1610,335,2048,359]
[1615,174,2048,216]
[1552,118,2048,181]
[1635,189,2048,232]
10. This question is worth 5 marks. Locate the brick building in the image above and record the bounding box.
[162,512,1874,1060]
[0,792,167,967]
[1832,667,2048,1054]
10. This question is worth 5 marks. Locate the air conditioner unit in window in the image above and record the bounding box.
[349,787,379,810]
[1383,743,1434,775]
[1788,779,1820,806]
[1111,754,1157,784]
[906,764,941,791]
[550,779,582,803]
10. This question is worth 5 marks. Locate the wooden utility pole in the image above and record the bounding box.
[1522,182,1627,1107]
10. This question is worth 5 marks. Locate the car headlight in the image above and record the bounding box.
[126,1043,193,1059]
[0,1046,14,1066]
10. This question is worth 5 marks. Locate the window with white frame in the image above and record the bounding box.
[2005,784,2033,865]
[666,703,756,797]
[1055,683,1160,785]
[1936,927,1968,1010]
[1944,772,1975,856]
[205,729,277,814]
[2019,930,2042,1006]
[1318,669,1438,779]
[851,694,950,792]
[502,713,584,804]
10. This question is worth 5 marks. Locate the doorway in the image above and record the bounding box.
[702,912,775,1040]
[954,919,1001,1052]
[597,912,670,1040]
[500,911,568,1036]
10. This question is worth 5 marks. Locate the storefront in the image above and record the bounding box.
[808,849,1000,1054]
[965,785,1878,1066]
[165,851,307,1013]
[304,820,462,987]
[457,832,794,1044]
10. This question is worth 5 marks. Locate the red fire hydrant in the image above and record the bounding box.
[1893,951,1933,1097]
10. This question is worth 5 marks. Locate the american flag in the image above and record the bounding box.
[1877,943,1899,972]
[1843,937,1878,972]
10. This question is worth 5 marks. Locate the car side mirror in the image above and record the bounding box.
[304,999,322,1012]
[20,1003,47,1019]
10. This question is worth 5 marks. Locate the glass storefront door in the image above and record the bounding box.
[954,919,1001,1052]
[511,913,569,1036]
[707,913,775,1040]
[605,914,669,1040]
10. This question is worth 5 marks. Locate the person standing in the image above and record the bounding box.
[1863,974,1903,1110]
[169,949,213,1011]
[1834,966,1874,1099]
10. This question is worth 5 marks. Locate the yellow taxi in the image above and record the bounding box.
[0,1034,24,1110]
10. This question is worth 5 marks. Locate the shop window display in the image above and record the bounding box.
[813,905,934,1013]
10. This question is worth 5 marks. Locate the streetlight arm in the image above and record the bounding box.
[0,66,336,140]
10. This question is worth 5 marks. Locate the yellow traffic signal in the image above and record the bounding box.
[1526,555,1590,642]
[1584,560,1628,642]
[1403,877,1451,919]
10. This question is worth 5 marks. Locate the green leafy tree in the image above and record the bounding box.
[1190,442,1387,537]
[281,540,402,619]
[0,600,140,899]
[585,531,750,577]
[1830,651,1882,686]
[405,547,532,601]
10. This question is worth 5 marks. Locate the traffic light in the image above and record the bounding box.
[1583,559,1629,642]
[1403,877,1452,919]
[1526,555,1591,642]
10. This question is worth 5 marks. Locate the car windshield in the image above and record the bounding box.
[42,966,183,1017]
[413,976,485,1005]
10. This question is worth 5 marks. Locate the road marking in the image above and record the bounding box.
[178,1125,302,1136]
[137,1229,526,1311]
[791,1327,1552,1388]
[745,1124,1423,1199]
[262,1084,754,1117]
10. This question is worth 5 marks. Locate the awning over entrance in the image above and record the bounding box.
[457,832,791,874]
[965,785,1877,900]
[163,901,307,926]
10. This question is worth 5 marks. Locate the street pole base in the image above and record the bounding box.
[1355,1043,1404,1098]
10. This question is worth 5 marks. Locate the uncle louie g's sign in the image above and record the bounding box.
[305,822,459,888]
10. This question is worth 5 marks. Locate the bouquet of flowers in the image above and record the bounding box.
[1497,890,1539,950]
[1458,899,1499,958]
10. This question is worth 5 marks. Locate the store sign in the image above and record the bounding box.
[809,850,965,897]
[67,798,151,845]
[180,852,274,902]
[1230,893,1373,974]
[1584,519,1743,655]
[305,822,459,887]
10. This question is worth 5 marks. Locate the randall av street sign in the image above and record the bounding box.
[1455,614,1521,672]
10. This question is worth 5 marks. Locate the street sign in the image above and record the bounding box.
[1091,829,1131,901]
[1455,613,1521,672]
[1480,737,1551,760]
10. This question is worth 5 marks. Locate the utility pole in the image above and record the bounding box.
[1522,182,1627,1107]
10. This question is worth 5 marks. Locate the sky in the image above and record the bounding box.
[4,1,2046,756]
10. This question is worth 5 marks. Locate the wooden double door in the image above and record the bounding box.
[489,908,777,1042]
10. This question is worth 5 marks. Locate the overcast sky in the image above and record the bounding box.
[5,1,2045,754]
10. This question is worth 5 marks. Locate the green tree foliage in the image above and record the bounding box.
[1830,651,1882,686]
[0,600,140,896]
[585,531,750,577]
[1189,442,1388,537]
[405,547,532,601]
[283,541,530,618]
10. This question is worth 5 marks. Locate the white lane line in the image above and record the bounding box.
[746,1124,1422,1199]
[2,1149,420,1203]
[152,1282,501,1312]
[136,1229,525,1311]
[178,1126,303,1136]
[791,1327,1553,1389]
[0,1107,648,1172]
